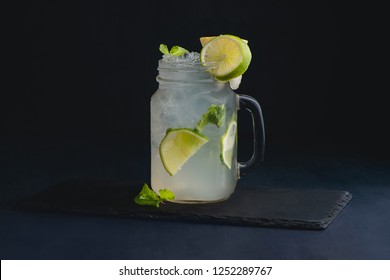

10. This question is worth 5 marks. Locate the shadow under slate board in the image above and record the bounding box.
[16,178,352,230]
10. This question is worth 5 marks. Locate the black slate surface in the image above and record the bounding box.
[16,178,352,230]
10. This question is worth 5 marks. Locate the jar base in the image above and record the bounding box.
[169,196,230,204]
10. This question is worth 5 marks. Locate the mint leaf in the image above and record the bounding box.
[195,104,226,132]
[134,183,160,207]
[159,44,169,55]
[159,189,175,201]
[170,45,189,56]
[159,44,189,57]
[134,183,175,208]
[134,195,160,207]
[138,183,158,200]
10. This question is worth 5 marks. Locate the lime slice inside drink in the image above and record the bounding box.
[220,119,237,169]
[159,128,209,176]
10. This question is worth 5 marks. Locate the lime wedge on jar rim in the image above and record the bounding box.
[200,36,248,47]
[159,128,208,176]
[200,34,252,81]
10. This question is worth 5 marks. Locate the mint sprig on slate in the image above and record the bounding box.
[134,183,175,208]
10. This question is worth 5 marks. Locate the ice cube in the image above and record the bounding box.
[229,75,242,90]
[162,52,200,63]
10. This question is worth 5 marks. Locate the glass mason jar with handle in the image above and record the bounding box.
[151,56,264,203]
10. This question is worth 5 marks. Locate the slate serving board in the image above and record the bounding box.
[16,178,352,230]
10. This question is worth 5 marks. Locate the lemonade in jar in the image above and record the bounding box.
[150,35,265,203]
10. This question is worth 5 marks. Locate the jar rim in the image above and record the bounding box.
[158,59,217,73]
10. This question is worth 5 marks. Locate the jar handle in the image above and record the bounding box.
[237,94,265,178]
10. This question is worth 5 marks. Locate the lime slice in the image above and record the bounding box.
[200,36,248,47]
[220,119,237,169]
[159,128,208,176]
[200,34,251,81]
[200,36,217,47]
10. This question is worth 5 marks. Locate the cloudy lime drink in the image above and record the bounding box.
[151,35,255,203]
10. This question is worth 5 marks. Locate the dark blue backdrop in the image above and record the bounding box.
[1,0,389,260]
[4,0,388,155]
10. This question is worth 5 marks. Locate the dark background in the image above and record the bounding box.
[1,0,389,260]
[4,0,388,156]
